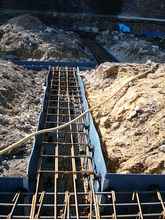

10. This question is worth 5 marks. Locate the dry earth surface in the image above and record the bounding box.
[83,62,165,174]
[0,14,93,177]
[97,31,165,63]
[0,14,94,62]
[1,14,165,177]
[0,60,46,176]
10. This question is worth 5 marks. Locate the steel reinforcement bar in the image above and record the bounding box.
[1,67,165,219]
[28,66,99,218]
[1,191,165,218]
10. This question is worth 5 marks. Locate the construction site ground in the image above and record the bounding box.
[1,14,165,177]
[0,60,46,176]
[0,14,94,177]
[0,14,93,62]
[83,62,165,174]
[97,30,165,63]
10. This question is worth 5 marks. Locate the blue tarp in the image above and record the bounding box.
[115,23,131,33]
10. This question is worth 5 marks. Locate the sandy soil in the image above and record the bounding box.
[83,62,165,174]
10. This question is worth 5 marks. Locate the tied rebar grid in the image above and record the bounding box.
[1,67,165,219]
[29,66,99,219]
[1,191,165,218]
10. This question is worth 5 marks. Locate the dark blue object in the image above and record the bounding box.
[143,31,165,38]
[14,60,96,70]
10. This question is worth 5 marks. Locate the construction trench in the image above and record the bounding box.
[0,61,165,219]
[1,14,165,219]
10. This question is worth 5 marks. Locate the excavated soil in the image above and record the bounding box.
[97,31,165,63]
[0,14,93,177]
[0,60,46,176]
[83,62,165,174]
[0,14,93,62]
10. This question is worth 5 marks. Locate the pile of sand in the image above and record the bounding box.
[84,62,165,174]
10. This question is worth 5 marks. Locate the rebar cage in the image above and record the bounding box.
[1,66,165,219]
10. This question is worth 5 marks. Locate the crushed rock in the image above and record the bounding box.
[0,60,46,176]
[83,62,165,174]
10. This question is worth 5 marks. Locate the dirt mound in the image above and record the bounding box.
[84,62,165,174]
[0,15,93,61]
[7,14,45,30]
[97,31,165,63]
[0,60,46,176]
